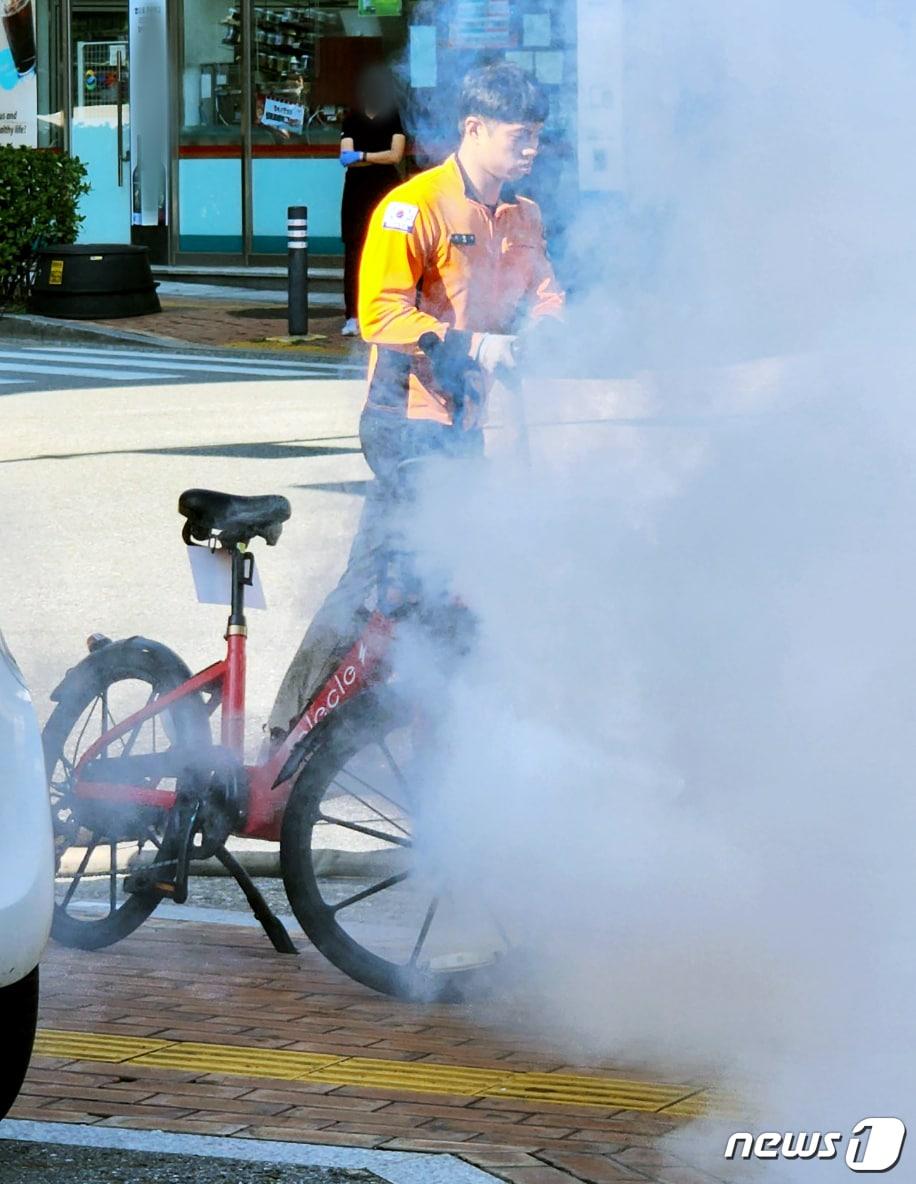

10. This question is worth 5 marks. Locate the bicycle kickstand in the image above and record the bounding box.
[215,845,299,955]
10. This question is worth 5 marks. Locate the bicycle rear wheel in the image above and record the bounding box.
[43,639,212,950]
[281,688,511,1002]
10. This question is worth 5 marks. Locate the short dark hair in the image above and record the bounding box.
[458,63,549,127]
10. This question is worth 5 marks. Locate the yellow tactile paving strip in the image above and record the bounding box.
[34,1028,716,1116]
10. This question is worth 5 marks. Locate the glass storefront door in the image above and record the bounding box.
[176,0,408,262]
[248,3,382,259]
[177,0,242,255]
[71,0,130,242]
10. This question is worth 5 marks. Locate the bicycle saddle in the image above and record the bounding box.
[178,488,291,547]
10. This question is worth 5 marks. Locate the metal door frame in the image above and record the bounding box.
[167,0,182,263]
[170,0,253,265]
[59,0,72,152]
[240,0,253,260]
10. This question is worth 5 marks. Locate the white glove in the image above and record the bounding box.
[473,333,518,374]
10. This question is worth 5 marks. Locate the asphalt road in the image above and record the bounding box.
[2,1141,383,1184]
[0,341,369,749]
[1,339,628,747]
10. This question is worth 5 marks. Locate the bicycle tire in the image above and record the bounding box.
[43,638,212,951]
[281,688,507,1002]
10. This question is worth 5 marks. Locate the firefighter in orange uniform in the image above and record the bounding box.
[268,64,564,734]
[356,62,564,482]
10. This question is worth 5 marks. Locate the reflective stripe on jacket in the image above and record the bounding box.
[357,154,564,426]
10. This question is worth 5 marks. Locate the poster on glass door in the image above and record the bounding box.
[129,0,168,225]
[0,0,37,146]
[449,0,513,49]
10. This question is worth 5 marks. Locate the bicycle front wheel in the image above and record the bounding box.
[43,639,212,950]
[281,688,511,1002]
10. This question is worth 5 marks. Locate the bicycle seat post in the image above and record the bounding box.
[222,543,251,757]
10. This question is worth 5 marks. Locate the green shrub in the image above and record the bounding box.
[0,147,90,304]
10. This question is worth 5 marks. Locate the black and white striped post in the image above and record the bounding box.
[287,205,308,336]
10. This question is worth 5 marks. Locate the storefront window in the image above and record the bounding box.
[175,0,409,258]
[170,0,575,262]
[42,0,578,263]
[178,0,242,253]
[249,4,400,255]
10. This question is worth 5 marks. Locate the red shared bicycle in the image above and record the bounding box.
[44,488,507,1002]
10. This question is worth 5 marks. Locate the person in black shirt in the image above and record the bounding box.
[339,65,406,335]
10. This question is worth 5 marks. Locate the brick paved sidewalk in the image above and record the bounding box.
[87,296,371,359]
[9,920,737,1184]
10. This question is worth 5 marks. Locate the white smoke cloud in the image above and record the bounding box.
[392,1,916,1176]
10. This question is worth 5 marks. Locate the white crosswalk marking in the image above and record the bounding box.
[6,349,330,380]
[0,344,365,393]
[0,360,173,382]
[32,346,365,373]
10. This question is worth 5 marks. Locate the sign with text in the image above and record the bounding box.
[0,0,37,146]
[449,0,513,49]
[261,97,305,135]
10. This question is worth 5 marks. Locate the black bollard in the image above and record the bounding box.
[287,205,308,336]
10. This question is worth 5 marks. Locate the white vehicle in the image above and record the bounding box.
[0,631,53,1119]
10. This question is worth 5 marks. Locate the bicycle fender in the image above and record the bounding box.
[49,636,195,702]
[271,725,326,789]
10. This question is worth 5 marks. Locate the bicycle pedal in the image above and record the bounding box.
[124,864,178,899]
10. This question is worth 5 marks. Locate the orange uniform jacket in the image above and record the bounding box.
[357,154,564,426]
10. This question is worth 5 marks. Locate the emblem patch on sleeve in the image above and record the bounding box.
[382,202,419,232]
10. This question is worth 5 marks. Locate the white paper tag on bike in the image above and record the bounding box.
[187,545,267,610]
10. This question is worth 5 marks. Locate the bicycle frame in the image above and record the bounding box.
[70,544,396,842]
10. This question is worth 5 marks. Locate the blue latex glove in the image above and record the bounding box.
[340,150,364,167]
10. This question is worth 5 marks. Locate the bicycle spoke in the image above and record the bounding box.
[50,755,77,805]
[408,897,439,967]
[70,697,101,766]
[317,811,412,848]
[331,871,410,915]
[118,688,157,756]
[81,683,158,764]
[328,777,410,839]
[60,838,99,909]
[332,762,409,818]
